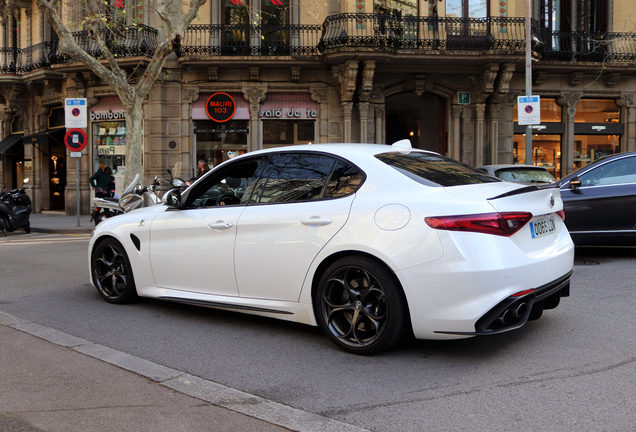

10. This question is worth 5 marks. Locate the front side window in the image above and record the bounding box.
[250,153,337,204]
[186,157,263,207]
[376,151,500,187]
[578,156,636,187]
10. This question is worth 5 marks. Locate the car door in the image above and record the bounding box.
[560,155,636,234]
[149,157,264,296]
[234,153,364,302]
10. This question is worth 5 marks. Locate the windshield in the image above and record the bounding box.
[494,168,556,184]
[376,152,500,187]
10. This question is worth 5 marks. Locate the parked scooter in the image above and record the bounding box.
[166,169,188,189]
[90,174,160,226]
[0,178,32,236]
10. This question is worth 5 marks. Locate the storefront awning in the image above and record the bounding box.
[23,131,52,145]
[0,133,23,154]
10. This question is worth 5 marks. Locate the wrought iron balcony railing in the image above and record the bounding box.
[319,14,532,51]
[539,30,636,62]
[49,24,159,64]
[179,24,323,56]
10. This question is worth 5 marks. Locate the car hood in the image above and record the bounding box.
[93,204,167,235]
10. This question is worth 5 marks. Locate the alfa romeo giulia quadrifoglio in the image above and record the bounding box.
[89,140,574,354]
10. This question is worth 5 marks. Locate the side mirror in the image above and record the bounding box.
[167,169,172,176]
[569,176,581,189]
[162,188,182,208]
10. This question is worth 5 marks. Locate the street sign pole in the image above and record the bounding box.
[525,0,533,166]
[64,128,88,227]
[76,159,80,226]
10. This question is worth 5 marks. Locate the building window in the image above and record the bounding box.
[194,120,248,169]
[262,120,315,149]
[92,120,127,175]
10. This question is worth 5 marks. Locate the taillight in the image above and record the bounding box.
[425,212,533,237]
[556,210,565,221]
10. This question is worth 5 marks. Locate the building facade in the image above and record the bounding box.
[1,0,635,214]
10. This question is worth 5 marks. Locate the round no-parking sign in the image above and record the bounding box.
[64,129,88,152]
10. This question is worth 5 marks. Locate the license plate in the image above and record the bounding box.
[530,216,556,239]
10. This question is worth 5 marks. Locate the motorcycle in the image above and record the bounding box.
[0,178,32,236]
[90,174,161,226]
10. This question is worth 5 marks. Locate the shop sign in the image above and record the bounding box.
[98,145,126,155]
[206,92,236,123]
[574,123,624,135]
[260,108,318,119]
[91,111,126,120]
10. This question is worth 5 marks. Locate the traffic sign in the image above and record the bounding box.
[64,128,88,152]
[458,92,470,105]
[206,92,236,123]
[517,95,541,125]
[65,98,88,128]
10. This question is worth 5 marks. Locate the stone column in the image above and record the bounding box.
[310,87,328,143]
[243,87,268,152]
[375,104,385,144]
[342,102,353,143]
[451,105,462,161]
[461,107,473,165]
[473,103,486,166]
[617,93,636,152]
[560,92,582,177]
[359,102,369,143]
[487,104,501,165]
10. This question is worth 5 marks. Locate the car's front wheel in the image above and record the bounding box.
[316,256,408,355]
[91,238,137,304]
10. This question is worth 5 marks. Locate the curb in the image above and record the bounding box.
[31,227,94,235]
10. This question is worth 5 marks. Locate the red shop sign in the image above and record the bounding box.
[206,92,236,123]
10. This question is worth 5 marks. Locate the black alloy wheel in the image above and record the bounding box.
[316,256,407,355]
[91,238,137,304]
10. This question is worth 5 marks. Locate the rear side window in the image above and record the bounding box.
[376,152,500,187]
[252,153,336,203]
[323,160,364,198]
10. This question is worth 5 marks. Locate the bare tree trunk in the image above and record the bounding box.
[123,94,144,187]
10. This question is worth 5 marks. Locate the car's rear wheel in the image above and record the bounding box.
[91,238,137,304]
[316,256,407,355]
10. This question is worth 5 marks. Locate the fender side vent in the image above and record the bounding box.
[130,234,141,251]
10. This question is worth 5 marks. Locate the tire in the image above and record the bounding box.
[91,238,138,304]
[315,256,407,355]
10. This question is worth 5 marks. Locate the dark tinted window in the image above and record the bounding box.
[376,152,500,187]
[578,156,636,187]
[252,153,336,203]
[323,160,364,198]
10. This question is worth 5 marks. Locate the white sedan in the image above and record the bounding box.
[89,141,574,354]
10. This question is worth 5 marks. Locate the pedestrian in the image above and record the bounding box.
[89,162,110,198]
[196,159,211,179]
[104,166,117,198]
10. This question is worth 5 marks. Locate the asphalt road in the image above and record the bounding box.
[1,233,635,431]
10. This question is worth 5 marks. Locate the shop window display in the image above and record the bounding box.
[263,120,315,149]
[93,120,126,175]
[194,120,248,170]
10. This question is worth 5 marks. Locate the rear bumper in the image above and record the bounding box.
[434,270,572,336]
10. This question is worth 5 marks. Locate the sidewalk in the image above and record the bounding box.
[1,312,366,432]
[29,212,94,235]
[0,314,289,432]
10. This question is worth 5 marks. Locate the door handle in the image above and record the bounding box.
[208,221,233,230]
[301,217,332,226]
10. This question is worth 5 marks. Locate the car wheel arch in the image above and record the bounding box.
[310,250,413,333]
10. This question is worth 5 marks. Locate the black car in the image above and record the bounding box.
[559,151,636,246]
